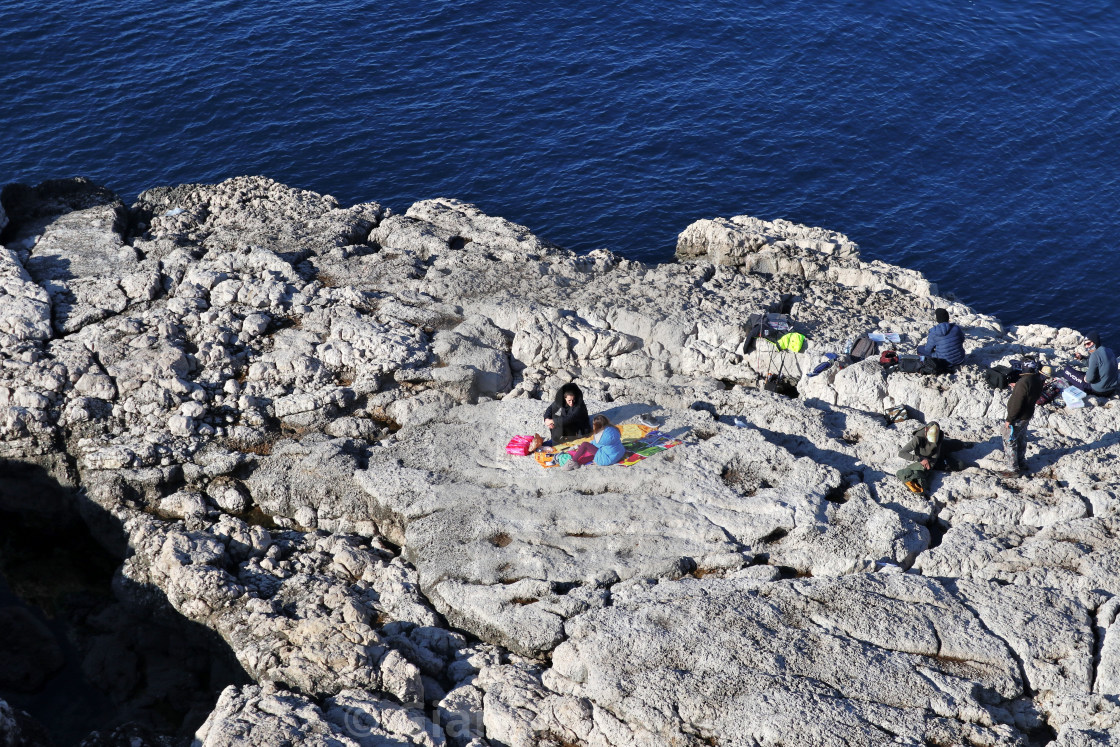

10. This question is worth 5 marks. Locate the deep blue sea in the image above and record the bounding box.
[3,0,1118,342]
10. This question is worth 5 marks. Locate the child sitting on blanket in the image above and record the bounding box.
[562,415,625,470]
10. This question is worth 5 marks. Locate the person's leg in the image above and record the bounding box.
[938,438,966,471]
[1061,366,1092,393]
[567,441,598,466]
[896,463,928,493]
[1015,422,1030,473]
[1001,422,1020,472]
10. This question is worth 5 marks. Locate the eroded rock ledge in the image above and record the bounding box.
[1,175,1118,746]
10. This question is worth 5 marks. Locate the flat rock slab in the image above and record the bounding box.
[357,398,927,656]
[482,574,1034,746]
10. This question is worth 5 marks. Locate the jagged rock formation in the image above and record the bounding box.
[1,175,1118,746]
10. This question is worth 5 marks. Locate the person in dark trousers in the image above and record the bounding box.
[1069,332,1118,396]
[1001,360,1043,477]
[917,309,967,370]
[543,382,591,445]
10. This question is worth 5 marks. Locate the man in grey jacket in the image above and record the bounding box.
[1079,332,1118,396]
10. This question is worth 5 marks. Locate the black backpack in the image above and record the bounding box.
[745,313,779,352]
[848,336,877,364]
[985,365,1020,389]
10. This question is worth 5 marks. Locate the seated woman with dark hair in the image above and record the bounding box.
[561,414,625,470]
[543,382,592,444]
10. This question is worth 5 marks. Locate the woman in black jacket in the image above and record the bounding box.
[543,383,592,445]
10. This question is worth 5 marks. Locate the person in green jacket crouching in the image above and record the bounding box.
[894,422,967,494]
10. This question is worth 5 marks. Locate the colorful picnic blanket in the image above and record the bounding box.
[533,423,683,469]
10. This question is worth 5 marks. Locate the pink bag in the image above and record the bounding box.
[506,435,534,456]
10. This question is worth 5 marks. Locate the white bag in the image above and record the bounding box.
[1062,387,1087,409]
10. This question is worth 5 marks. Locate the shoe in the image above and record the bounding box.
[904,480,925,494]
[563,459,580,471]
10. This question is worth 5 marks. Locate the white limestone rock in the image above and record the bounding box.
[3,178,1119,745]
[0,247,51,341]
[481,574,1029,746]
[355,397,928,656]
[916,517,1120,598]
[194,684,447,747]
[405,198,553,256]
[0,697,52,747]
[245,435,374,534]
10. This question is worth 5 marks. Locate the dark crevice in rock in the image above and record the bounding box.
[0,463,251,746]
[775,565,805,579]
[823,481,850,504]
[925,506,949,551]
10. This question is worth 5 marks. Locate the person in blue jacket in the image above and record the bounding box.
[917,309,967,370]
[562,415,625,470]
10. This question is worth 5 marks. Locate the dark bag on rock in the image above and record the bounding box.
[898,354,938,375]
[985,365,1020,389]
[848,336,877,363]
[745,313,780,352]
[1057,364,1089,390]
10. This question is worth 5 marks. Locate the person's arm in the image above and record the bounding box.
[916,333,932,357]
[1085,349,1103,386]
[927,439,942,466]
[898,436,920,462]
[918,325,943,357]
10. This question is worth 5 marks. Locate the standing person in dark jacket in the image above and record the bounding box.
[1001,360,1043,477]
[917,309,967,370]
[543,382,592,445]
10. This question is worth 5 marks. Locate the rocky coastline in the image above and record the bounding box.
[1,175,1118,746]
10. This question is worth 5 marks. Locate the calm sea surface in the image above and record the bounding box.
[2,0,1119,341]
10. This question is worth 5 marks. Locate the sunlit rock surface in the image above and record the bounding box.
[1,175,1118,745]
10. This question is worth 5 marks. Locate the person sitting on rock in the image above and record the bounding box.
[895,422,955,494]
[1068,332,1118,396]
[543,382,592,444]
[562,414,625,470]
[916,309,966,372]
